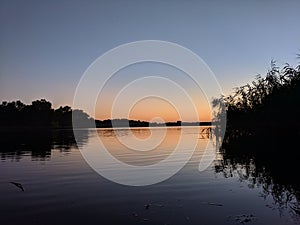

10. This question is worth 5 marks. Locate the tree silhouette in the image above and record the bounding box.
[0,99,93,129]
[212,55,300,219]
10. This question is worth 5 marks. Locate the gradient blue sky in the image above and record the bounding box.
[1,0,299,120]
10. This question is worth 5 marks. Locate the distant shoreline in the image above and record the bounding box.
[95,119,212,128]
[0,120,212,131]
[0,100,213,130]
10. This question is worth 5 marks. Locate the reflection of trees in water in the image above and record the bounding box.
[212,59,300,221]
[199,127,211,139]
[213,128,300,221]
[0,129,89,161]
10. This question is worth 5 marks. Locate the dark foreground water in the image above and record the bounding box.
[0,127,299,225]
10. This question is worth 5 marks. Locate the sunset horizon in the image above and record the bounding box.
[1,1,300,225]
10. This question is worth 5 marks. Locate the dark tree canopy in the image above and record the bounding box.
[0,99,92,129]
[212,57,300,217]
[213,59,300,138]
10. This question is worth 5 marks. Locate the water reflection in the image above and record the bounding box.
[76,127,213,186]
[214,129,300,220]
[98,127,183,166]
[0,129,89,161]
[1,127,300,224]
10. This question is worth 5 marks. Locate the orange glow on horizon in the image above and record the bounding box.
[95,96,212,122]
[129,98,180,122]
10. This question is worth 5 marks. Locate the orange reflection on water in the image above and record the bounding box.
[96,127,211,167]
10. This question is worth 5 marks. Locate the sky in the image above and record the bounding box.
[1,0,300,121]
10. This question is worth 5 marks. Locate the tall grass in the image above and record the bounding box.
[214,56,300,137]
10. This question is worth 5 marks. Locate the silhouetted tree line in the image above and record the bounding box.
[95,119,149,128]
[213,56,300,218]
[0,100,209,129]
[0,99,93,129]
[95,119,208,127]
[213,57,300,142]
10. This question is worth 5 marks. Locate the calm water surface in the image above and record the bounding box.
[0,127,299,225]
